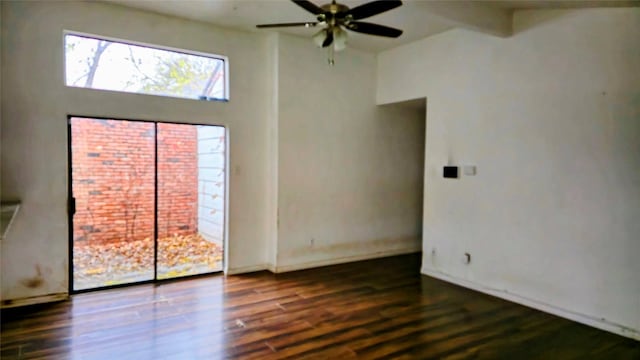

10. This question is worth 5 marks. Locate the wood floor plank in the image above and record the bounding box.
[2,253,638,359]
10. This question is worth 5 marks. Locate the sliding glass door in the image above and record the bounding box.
[156,123,225,280]
[70,117,225,291]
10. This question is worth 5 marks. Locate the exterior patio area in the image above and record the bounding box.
[73,233,223,290]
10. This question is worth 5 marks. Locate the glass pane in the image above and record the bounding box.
[71,118,155,290]
[157,124,225,279]
[65,34,227,101]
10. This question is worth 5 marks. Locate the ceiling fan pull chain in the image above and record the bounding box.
[328,44,335,66]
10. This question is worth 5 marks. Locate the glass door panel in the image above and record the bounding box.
[71,118,155,291]
[156,123,225,279]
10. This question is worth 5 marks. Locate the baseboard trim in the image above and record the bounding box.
[226,248,420,275]
[1,293,69,309]
[226,264,269,275]
[274,248,421,273]
[421,267,640,341]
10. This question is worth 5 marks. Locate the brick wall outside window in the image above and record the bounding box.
[157,123,198,239]
[71,118,197,244]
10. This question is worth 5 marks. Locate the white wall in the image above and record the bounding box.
[275,35,424,271]
[377,8,640,339]
[1,1,426,303]
[1,1,272,301]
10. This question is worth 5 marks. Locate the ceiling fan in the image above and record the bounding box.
[256,0,403,64]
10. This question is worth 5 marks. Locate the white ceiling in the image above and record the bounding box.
[105,0,639,52]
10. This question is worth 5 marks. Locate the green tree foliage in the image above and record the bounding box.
[66,34,225,99]
[130,50,224,99]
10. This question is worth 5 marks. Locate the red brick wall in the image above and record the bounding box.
[71,118,197,244]
[157,123,198,239]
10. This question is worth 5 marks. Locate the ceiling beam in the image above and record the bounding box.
[417,1,513,37]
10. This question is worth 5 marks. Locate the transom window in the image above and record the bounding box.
[64,33,228,101]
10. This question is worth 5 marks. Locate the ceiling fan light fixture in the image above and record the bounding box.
[313,29,328,47]
[333,26,347,52]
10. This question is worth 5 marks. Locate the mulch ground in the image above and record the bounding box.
[73,233,222,290]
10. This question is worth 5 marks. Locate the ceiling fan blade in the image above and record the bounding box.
[322,30,334,47]
[346,0,402,20]
[345,21,403,37]
[256,22,319,28]
[291,0,325,15]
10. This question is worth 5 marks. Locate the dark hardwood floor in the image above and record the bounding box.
[1,254,638,359]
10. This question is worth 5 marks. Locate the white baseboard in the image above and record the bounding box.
[226,264,269,275]
[1,293,69,309]
[274,247,421,273]
[421,267,640,341]
[226,247,420,275]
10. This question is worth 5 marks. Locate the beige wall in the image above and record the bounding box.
[275,34,424,271]
[377,8,640,339]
